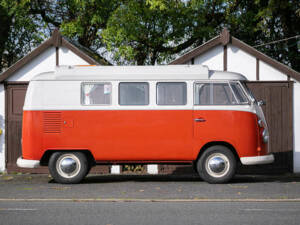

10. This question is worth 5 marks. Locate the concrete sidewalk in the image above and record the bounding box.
[1,173,300,201]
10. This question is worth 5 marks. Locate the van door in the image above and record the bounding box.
[193,82,238,151]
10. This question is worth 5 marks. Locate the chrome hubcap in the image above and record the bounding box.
[205,153,230,178]
[208,157,226,173]
[60,158,77,174]
[56,154,81,178]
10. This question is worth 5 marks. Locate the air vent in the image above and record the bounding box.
[43,112,62,133]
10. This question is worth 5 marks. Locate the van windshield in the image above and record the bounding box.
[229,82,250,104]
[240,82,256,103]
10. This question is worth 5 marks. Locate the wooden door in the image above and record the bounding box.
[245,81,293,171]
[5,82,40,172]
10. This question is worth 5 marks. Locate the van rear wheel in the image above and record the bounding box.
[197,146,236,184]
[49,152,88,184]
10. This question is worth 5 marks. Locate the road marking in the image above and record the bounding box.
[0,198,300,203]
[0,208,37,211]
[242,208,300,212]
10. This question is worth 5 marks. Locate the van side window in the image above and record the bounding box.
[82,83,112,105]
[194,83,238,105]
[119,82,149,105]
[156,82,187,105]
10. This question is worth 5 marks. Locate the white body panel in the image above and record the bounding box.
[24,80,256,113]
[33,65,210,81]
[24,66,252,113]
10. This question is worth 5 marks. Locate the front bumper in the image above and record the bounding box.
[240,154,274,165]
[16,157,40,168]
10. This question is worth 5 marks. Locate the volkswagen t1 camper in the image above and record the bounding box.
[17,65,274,184]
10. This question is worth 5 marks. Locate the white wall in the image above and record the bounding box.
[0,84,5,172]
[193,45,223,70]
[293,83,300,173]
[227,44,257,81]
[59,47,89,65]
[259,61,287,81]
[7,48,56,81]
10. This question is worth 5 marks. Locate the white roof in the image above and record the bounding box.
[31,65,247,81]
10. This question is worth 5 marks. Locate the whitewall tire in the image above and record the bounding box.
[49,152,88,184]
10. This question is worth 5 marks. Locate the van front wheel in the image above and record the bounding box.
[197,146,236,184]
[49,152,88,184]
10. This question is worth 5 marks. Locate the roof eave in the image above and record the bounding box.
[0,29,107,83]
[169,29,300,82]
[0,37,53,83]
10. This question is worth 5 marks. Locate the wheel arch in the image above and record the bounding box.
[196,141,240,164]
[40,149,96,166]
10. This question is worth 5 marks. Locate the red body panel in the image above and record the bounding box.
[22,110,267,162]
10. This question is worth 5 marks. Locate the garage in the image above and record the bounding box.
[0,29,299,174]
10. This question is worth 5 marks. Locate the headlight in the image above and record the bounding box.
[262,129,269,143]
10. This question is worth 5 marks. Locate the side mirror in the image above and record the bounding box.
[257,100,265,106]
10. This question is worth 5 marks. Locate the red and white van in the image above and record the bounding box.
[17,65,274,184]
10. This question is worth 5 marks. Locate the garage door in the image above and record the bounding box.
[4,82,47,173]
[246,81,293,153]
[244,81,293,172]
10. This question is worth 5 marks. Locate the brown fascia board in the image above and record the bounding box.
[231,37,300,82]
[169,36,221,65]
[0,37,54,83]
[61,38,101,65]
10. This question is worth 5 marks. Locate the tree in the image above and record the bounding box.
[29,0,120,65]
[254,0,300,72]
[222,0,299,71]
[0,0,299,71]
[0,0,44,72]
[102,0,227,65]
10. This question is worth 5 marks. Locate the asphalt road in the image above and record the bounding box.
[0,201,300,225]
[1,174,300,225]
[1,174,300,200]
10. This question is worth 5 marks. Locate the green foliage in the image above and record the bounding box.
[0,0,299,70]
[102,0,217,65]
[0,0,44,71]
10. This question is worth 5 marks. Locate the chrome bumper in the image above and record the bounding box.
[16,157,40,168]
[240,154,274,165]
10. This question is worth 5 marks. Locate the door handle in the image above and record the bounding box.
[194,118,206,122]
